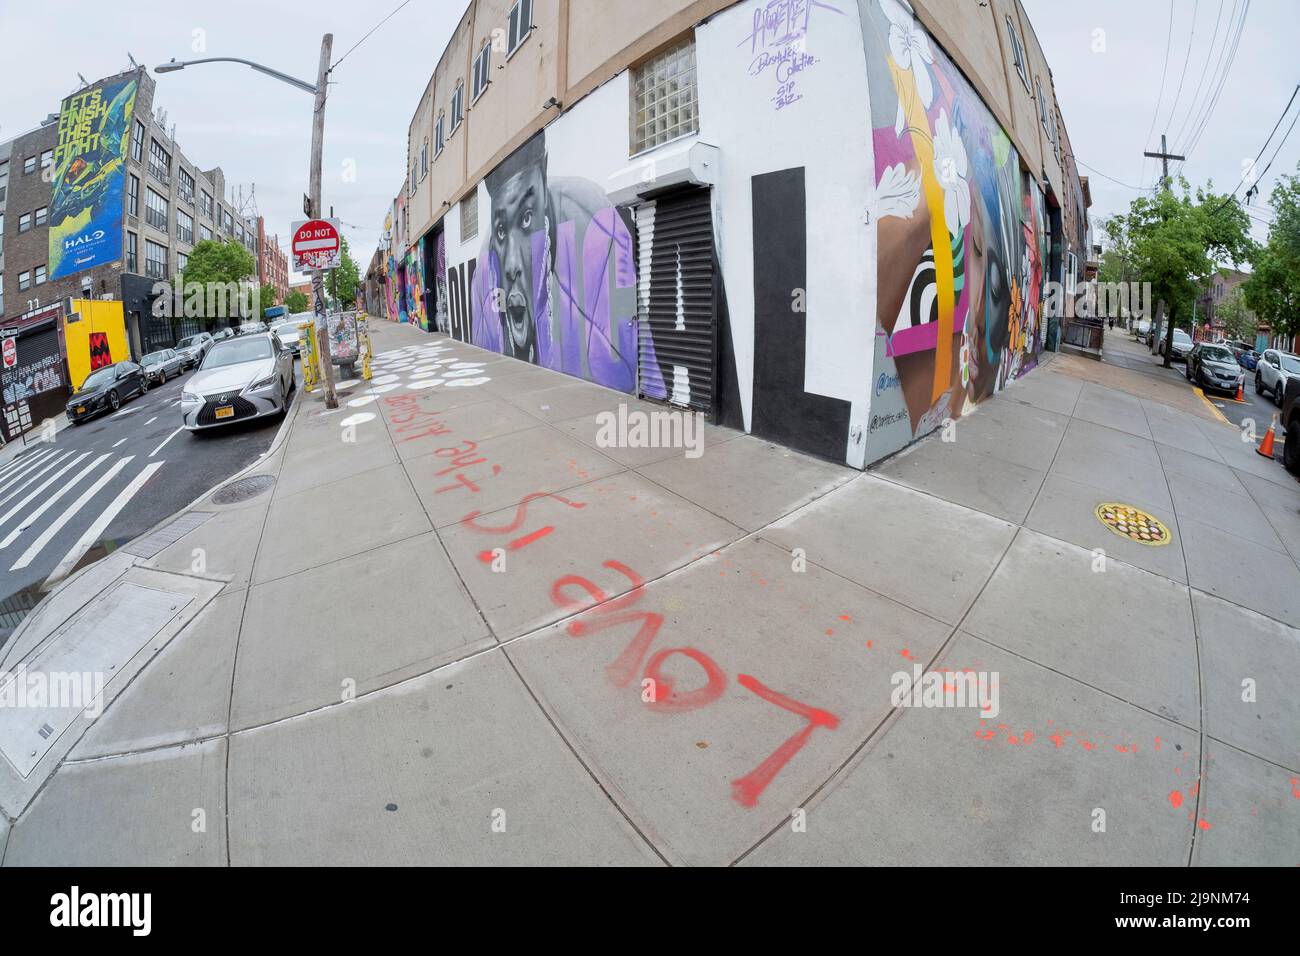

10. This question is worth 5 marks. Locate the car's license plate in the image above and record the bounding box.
[214,406,235,419]
[76,406,86,414]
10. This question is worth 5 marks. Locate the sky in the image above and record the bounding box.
[1,1,1295,279]
[0,0,469,282]
[1022,0,1298,254]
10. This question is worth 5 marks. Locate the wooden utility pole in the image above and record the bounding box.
[1144,133,1186,366]
[309,34,338,409]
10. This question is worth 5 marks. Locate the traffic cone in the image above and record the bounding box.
[1257,416,1277,459]
[1235,382,1245,402]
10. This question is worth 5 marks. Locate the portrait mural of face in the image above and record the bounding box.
[868,0,1042,447]
[464,131,645,394]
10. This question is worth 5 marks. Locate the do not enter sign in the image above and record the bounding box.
[291,218,342,271]
[2,337,15,369]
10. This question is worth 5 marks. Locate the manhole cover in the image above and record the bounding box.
[1095,502,1172,547]
[212,475,276,504]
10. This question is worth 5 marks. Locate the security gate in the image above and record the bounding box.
[635,187,716,414]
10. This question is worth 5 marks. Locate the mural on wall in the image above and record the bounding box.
[433,230,449,333]
[865,0,1043,460]
[88,332,112,370]
[450,132,657,396]
[406,238,428,331]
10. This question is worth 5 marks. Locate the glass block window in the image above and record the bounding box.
[631,37,698,155]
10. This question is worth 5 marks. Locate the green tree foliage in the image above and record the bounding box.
[259,283,278,316]
[332,237,361,308]
[1121,177,1254,366]
[1216,286,1257,343]
[284,289,309,314]
[181,239,258,320]
[1243,165,1300,341]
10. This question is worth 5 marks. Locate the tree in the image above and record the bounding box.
[285,289,309,313]
[1217,286,1257,343]
[1121,177,1254,366]
[181,239,258,321]
[331,236,361,308]
[1243,165,1300,342]
[259,283,278,316]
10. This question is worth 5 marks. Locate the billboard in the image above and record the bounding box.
[48,74,139,280]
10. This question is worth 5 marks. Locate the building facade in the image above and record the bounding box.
[0,66,263,439]
[257,217,290,305]
[375,0,1090,468]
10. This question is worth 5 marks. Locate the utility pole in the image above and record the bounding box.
[309,34,338,409]
[1145,133,1186,366]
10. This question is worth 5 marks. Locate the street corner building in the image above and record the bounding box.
[371,0,1090,468]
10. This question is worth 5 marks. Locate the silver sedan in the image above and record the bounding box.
[181,332,295,431]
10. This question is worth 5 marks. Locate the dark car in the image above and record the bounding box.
[1186,343,1245,395]
[66,361,148,424]
[1282,376,1300,474]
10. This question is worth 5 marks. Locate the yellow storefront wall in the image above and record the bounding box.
[64,299,130,391]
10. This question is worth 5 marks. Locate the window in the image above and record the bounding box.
[1066,252,1077,294]
[472,41,491,101]
[177,209,194,244]
[435,113,446,156]
[421,139,429,178]
[631,36,699,154]
[18,271,30,291]
[0,213,4,252]
[450,82,464,133]
[0,275,4,316]
[177,251,189,273]
[125,231,138,272]
[225,209,234,233]
[128,174,139,216]
[179,167,195,203]
[19,212,31,233]
[148,139,171,184]
[40,149,53,170]
[0,160,8,202]
[201,190,213,218]
[34,206,47,226]
[145,188,169,232]
[145,239,168,279]
[200,224,212,242]
[1006,17,1031,93]
[132,120,145,162]
[23,155,35,175]
[507,0,533,56]
[461,189,478,241]
[34,264,46,285]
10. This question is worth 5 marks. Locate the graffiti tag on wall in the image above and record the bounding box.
[740,0,845,111]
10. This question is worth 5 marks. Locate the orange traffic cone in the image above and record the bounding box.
[1257,416,1277,458]
[1235,382,1245,402]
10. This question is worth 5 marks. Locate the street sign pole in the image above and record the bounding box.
[308,34,338,410]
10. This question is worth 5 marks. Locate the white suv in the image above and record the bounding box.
[1255,349,1300,406]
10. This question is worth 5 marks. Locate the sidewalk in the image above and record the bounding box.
[2,323,1298,866]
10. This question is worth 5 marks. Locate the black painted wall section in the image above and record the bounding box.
[750,167,851,461]
[713,247,745,431]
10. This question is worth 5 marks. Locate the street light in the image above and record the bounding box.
[152,40,339,409]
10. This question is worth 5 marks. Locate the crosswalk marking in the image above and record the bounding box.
[10,457,134,571]
[150,427,183,458]
[145,416,157,425]
[0,448,55,495]
[0,453,112,550]
[0,450,74,508]
[112,438,127,448]
[44,461,166,587]
[0,452,92,530]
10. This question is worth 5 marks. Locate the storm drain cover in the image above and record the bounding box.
[124,511,215,558]
[1095,503,1172,547]
[212,474,276,504]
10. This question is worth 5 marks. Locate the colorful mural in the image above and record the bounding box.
[865,0,1044,459]
[450,132,654,395]
[406,237,428,331]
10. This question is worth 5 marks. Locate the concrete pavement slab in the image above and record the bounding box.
[638,435,854,532]
[1231,467,1300,515]
[438,470,740,639]
[253,462,431,584]
[507,536,952,865]
[1001,368,1083,417]
[1047,432,1173,509]
[0,814,8,864]
[1167,470,1285,553]
[941,402,1066,472]
[1143,402,1227,461]
[1025,472,1187,583]
[743,635,1195,866]
[275,410,399,498]
[555,409,743,469]
[227,652,660,865]
[1072,383,1152,440]
[509,381,642,425]
[5,739,226,866]
[408,423,624,530]
[1059,417,1162,468]
[963,530,1198,725]
[141,500,269,593]
[387,397,541,463]
[1179,516,1300,629]
[875,439,1044,523]
[761,475,1016,624]
[70,589,242,759]
[1155,442,1249,495]
[1194,590,1300,772]
[232,532,492,729]
[1190,742,1300,865]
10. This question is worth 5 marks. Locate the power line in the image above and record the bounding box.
[1074,158,1152,191]
[1176,0,1250,165]
[1148,0,1199,187]
[1206,83,1299,214]
[1140,1,1176,190]
[1170,0,1227,152]
[331,0,413,72]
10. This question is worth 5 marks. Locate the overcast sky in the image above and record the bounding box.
[1,1,1294,279]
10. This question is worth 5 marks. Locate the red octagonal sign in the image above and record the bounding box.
[2,337,16,369]
[291,218,342,271]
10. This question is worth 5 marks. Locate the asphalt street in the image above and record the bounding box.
[0,361,301,647]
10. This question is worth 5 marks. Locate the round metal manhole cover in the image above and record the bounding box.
[1095,502,1172,547]
[212,475,276,505]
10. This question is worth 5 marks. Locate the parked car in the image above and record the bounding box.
[181,332,295,431]
[66,362,148,424]
[174,332,214,369]
[1158,328,1194,361]
[1281,376,1300,474]
[140,348,187,385]
[1255,349,1300,405]
[275,321,305,356]
[237,320,269,336]
[1237,348,1259,371]
[1185,342,1245,396]
[1133,319,1152,343]
[212,327,236,341]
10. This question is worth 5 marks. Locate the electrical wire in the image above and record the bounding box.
[1177,0,1251,165]
[1170,0,1227,152]
[331,0,414,72]
[1140,0,1177,189]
